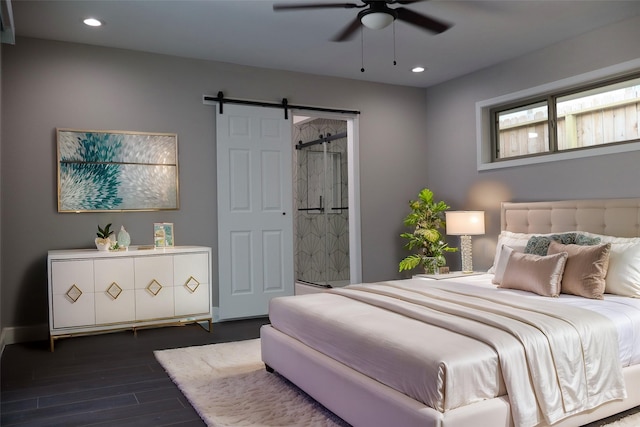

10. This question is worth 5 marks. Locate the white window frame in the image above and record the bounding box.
[476,58,640,171]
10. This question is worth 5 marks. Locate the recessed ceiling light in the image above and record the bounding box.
[83,18,103,27]
[412,66,425,73]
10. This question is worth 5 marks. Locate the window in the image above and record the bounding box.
[495,101,549,159]
[493,74,640,161]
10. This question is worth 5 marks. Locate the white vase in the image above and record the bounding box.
[95,238,110,251]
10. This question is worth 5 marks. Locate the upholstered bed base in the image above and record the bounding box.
[261,325,640,427]
[261,198,640,426]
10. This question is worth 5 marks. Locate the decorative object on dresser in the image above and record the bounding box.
[445,210,485,273]
[47,246,212,351]
[154,222,174,248]
[57,128,179,212]
[95,223,115,251]
[117,225,131,249]
[398,188,457,274]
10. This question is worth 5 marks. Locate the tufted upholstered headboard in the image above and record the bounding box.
[501,198,640,237]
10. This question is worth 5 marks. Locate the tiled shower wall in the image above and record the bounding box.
[293,118,350,285]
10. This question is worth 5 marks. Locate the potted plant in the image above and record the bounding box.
[95,223,114,251]
[399,188,457,274]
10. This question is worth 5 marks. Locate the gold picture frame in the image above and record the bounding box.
[57,128,179,212]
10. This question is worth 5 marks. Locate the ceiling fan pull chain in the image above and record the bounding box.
[393,20,397,66]
[360,26,365,73]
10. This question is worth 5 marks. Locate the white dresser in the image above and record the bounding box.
[47,246,212,351]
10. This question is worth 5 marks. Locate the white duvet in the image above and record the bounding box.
[268,276,635,427]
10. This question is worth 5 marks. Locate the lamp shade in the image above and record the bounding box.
[445,211,485,236]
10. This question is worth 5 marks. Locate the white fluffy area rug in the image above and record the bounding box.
[154,339,349,427]
[601,410,640,427]
[155,339,640,427]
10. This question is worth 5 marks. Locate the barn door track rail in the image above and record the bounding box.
[203,92,360,119]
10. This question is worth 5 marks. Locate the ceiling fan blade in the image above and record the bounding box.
[273,3,360,11]
[331,17,362,41]
[391,0,428,4]
[395,7,451,34]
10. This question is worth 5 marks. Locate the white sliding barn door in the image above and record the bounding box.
[217,104,294,320]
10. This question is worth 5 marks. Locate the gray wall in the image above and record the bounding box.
[425,15,640,272]
[5,14,637,336]
[1,37,430,334]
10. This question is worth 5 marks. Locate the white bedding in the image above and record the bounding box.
[268,275,637,427]
[449,274,640,366]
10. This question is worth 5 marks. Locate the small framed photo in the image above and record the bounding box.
[154,223,174,248]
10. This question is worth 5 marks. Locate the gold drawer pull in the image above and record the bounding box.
[66,284,83,303]
[146,279,163,296]
[184,276,200,293]
[106,282,123,300]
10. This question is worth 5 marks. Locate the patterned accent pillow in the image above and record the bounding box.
[574,234,602,246]
[524,233,601,256]
[524,233,577,255]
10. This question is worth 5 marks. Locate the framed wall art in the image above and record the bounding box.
[57,129,179,212]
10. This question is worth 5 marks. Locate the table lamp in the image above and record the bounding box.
[445,211,485,273]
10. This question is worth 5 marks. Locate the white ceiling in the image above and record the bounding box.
[10,0,640,88]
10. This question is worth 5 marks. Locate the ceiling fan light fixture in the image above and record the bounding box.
[360,11,394,30]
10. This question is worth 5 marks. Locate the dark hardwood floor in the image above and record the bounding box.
[0,318,269,426]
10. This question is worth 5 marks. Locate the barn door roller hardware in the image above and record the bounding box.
[203,92,360,119]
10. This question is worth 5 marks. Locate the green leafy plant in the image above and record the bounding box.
[399,188,457,273]
[96,223,114,240]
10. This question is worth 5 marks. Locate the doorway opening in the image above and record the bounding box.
[292,114,361,293]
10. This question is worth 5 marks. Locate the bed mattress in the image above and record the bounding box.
[268,275,638,427]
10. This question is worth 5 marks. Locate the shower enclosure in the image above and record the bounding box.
[293,118,350,288]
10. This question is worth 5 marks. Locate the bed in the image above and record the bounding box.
[260,198,640,427]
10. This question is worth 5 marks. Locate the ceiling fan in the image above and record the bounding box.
[272,0,451,42]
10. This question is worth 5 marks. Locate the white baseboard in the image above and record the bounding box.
[212,306,220,323]
[1,323,49,346]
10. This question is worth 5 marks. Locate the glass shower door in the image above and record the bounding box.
[294,122,350,288]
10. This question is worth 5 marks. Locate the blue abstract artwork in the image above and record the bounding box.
[57,129,179,212]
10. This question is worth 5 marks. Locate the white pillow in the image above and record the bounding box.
[491,245,514,285]
[604,241,640,297]
[574,232,640,297]
[487,231,531,274]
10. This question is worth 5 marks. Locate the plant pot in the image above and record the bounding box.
[95,238,111,251]
[422,257,438,275]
